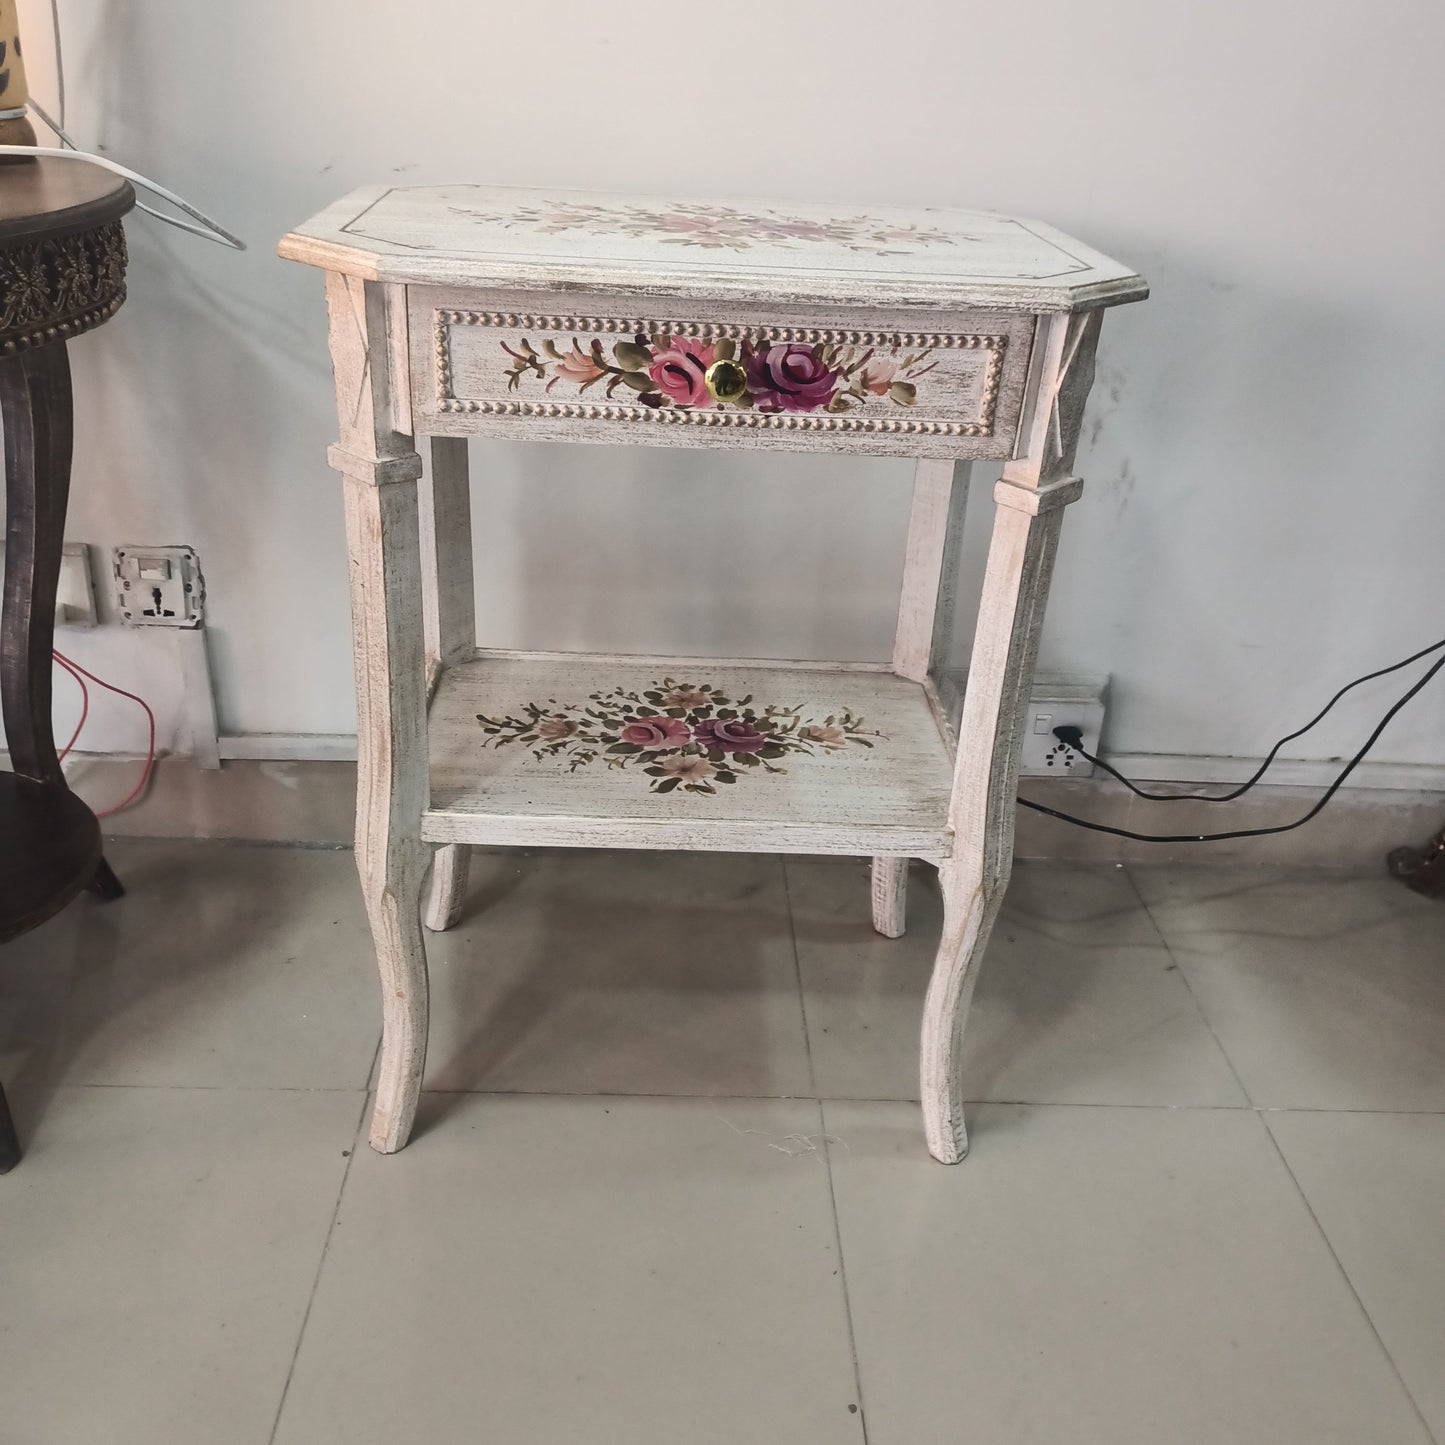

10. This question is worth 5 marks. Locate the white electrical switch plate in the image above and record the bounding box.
[57,544,98,627]
[113,544,205,627]
[0,541,98,626]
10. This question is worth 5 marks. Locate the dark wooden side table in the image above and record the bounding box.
[0,158,134,1171]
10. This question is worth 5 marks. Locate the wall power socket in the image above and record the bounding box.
[1019,675,1108,778]
[112,545,205,628]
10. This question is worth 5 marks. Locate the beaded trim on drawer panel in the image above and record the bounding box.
[432,310,1008,437]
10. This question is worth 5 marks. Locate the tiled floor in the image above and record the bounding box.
[2,842,1443,1445]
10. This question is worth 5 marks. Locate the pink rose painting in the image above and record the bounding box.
[858,356,898,395]
[647,338,715,409]
[659,754,716,785]
[620,716,691,748]
[691,718,768,754]
[548,341,606,390]
[476,678,884,796]
[662,687,711,709]
[656,212,721,236]
[746,343,840,413]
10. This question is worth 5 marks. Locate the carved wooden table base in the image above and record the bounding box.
[0,158,134,1172]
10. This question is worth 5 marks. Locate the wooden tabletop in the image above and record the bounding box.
[0,156,134,245]
[280,183,1146,313]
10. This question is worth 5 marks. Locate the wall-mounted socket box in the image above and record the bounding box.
[0,542,98,626]
[937,669,1110,778]
[112,545,205,628]
[1019,675,1108,778]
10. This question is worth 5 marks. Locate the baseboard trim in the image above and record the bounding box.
[1100,752,1445,793]
[217,733,358,762]
[208,733,1445,794]
[37,754,1439,869]
[1012,776,1443,866]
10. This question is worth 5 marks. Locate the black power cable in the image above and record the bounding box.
[1059,636,1445,803]
[1018,638,1445,844]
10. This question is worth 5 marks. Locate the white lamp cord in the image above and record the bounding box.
[7,117,246,251]
[2,3,245,251]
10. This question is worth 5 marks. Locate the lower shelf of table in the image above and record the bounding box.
[423,651,956,857]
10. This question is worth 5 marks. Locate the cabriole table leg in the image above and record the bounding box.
[0,1083,19,1173]
[920,495,1068,1161]
[424,843,471,932]
[325,270,431,1154]
[919,309,1101,1163]
[870,856,909,938]
[344,472,431,1154]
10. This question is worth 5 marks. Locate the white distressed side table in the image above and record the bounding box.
[279,186,1146,1162]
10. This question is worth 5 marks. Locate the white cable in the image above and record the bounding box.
[13,120,246,251]
[22,3,244,251]
[27,99,242,246]
[48,0,65,129]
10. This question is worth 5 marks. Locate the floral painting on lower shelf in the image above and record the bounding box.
[476,679,885,796]
[502,332,937,417]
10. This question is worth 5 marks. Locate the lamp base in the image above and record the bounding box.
[0,111,38,161]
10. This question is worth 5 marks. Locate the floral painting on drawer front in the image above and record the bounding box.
[448,199,961,255]
[502,331,938,416]
[476,679,885,796]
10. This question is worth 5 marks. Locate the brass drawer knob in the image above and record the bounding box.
[704,358,748,404]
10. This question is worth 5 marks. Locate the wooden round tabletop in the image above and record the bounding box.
[0,156,134,243]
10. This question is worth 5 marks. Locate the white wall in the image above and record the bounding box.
[19,0,1445,767]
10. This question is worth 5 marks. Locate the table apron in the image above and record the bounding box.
[406,286,1037,460]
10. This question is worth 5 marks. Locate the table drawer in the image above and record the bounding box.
[408,289,1035,458]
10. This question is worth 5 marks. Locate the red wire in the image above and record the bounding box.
[53,652,89,762]
[51,649,157,817]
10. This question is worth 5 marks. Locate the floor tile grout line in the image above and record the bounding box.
[36,1083,379,1093]
[427,1090,1245,1110]
[1121,863,1258,1108]
[781,858,869,1442]
[99,834,354,854]
[1126,863,1439,1443]
[778,856,819,1099]
[23,1082,1445,1116]
[819,1099,871,1445]
[1258,1115,1441,1445]
[1248,1104,1445,1116]
[266,1041,379,1445]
